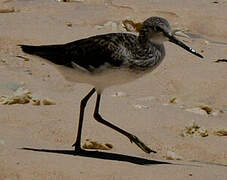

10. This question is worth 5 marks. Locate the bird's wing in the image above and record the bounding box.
[64,33,128,72]
[20,33,131,72]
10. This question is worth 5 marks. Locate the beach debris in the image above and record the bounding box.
[31,97,41,106]
[181,121,208,137]
[1,57,7,63]
[212,129,227,136]
[0,87,55,106]
[82,139,113,150]
[199,105,212,114]
[204,40,210,45]
[185,105,220,116]
[104,21,117,30]
[16,55,30,61]
[94,21,118,31]
[166,151,183,160]
[185,107,208,116]
[182,122,227,137]
[122,19,142,32]
[42,98,56,105]
[215,59,227,63]
[169,97,177,104]
[112,91,128,97]
[173,30,190,39]
[66,22,72,27]
[0,87,31,105]
[24,69,32,75]
[0,7,15,13]
[94,25,103,30]
[210,109,222,116]
[133,104,149,109]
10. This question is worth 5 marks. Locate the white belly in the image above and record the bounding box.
[55,64,152,92]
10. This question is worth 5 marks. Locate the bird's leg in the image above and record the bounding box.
[72,88,96,151]
[93,93,156,154]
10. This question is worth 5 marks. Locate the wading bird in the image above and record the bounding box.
[20,17,203,153]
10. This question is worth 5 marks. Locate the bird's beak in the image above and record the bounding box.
[165,32,203,58]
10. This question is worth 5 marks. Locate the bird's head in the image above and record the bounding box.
[140,17,203,58]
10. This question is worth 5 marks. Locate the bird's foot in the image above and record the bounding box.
[72,141,83,153]
[128,134,157,154]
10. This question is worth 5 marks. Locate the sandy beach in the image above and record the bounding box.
[0,0,227,179]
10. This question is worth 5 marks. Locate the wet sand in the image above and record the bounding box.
[0,0,227,179]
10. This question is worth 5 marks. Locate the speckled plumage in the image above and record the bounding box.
[21,32,165,70]
[20,17,203,154]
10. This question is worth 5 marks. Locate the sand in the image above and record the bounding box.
[0,0,227,179]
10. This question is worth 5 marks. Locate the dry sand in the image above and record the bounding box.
[0,0,227,179]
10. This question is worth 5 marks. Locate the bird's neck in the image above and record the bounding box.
[138,28,150,46]
[136,29,166,62]
[137,30,164,50]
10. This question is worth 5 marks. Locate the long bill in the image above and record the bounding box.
[167,34,204,59]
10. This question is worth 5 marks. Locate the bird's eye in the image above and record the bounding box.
[154,26,162,32]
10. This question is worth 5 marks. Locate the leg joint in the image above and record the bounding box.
[80,98,88,108]
[80,88,96,108]
[93,112,102,122]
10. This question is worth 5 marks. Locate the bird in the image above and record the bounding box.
[20,17,203,154]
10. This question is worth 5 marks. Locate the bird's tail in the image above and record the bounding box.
[19,44,69,65]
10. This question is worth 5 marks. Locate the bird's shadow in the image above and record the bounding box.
[21,147,172,166]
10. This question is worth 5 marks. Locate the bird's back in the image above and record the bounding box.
[21,33,136,71]
[20,32,164,90]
